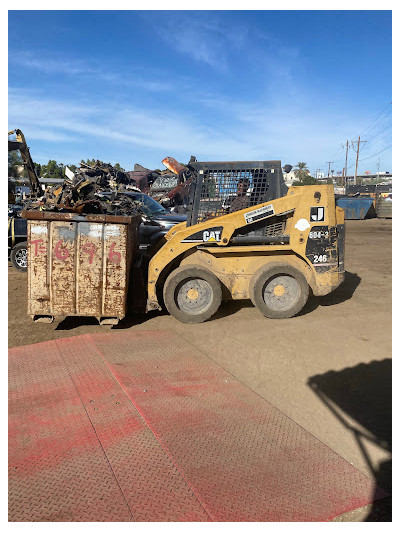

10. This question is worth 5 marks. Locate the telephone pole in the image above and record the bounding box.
[326,161,333,180]
[344,140,349,189]
[351,136,367,185]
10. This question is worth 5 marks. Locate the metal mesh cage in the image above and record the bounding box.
[186,160,288,226]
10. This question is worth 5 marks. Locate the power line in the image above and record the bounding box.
[358,101,392,138]
[347,145,392,169]
[359,145,392,162]
[330,143,344,162]
[364,109,392,136]
[356,125,392,159]
[365,123,392,145]
[360,106,392,138]
[322,102,392,175]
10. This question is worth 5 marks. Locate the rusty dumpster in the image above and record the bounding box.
[336,197,375,220]
[22,211,140,324]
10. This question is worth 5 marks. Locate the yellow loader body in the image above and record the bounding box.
[147,184,345,321]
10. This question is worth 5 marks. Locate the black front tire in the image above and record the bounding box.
[163,265,222,323]
[10,241,28,272]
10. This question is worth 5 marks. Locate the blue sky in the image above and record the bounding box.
[8,10,392,174]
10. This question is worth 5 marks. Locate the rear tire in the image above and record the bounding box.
[250,264,309,319]
[163,265,222,323]
[10,241,28,272]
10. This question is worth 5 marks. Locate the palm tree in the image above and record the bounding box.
[293,162,310,183]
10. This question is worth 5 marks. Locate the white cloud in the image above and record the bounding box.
[146,11,249,71]
[8,51,175,92]
[9,51,93,76]
[8,85,378,172]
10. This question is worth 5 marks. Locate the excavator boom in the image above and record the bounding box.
[8,129,41,196]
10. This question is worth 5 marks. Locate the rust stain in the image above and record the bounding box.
[27,217,137,322]
[162,157,187,176]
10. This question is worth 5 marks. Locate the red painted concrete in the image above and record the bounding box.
[9,330,385,522]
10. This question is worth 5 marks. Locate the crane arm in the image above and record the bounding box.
[8,129,41,196]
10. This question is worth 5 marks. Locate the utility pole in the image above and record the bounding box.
[315,168,321,180]
[351,136,367,185]
[326,161,333,180]
[344,140,349,191]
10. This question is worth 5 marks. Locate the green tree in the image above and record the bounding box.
[292,175,318,186]
[80,159,125,171]
[81,158,100,167]
[8,151,25,179]
[293,162,311,183]
[39,160,65,180]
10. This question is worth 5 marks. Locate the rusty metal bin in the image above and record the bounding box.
[22,211,140,324]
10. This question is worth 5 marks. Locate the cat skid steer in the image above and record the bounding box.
[146,159,345,323]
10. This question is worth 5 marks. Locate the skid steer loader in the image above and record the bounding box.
[146,158,345,323]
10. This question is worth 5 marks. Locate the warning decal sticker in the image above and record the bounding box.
[244,204,275,224]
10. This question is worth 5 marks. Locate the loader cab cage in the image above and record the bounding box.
[186,160,288,226]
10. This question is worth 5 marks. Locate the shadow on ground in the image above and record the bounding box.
[214,270,361,320]
[56,271,361,329]
[308,359,392,521]
[55,316,100,330]
[55,310,160,330]
[298,271,361,316]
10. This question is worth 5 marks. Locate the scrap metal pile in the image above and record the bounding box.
[25,161,144,216]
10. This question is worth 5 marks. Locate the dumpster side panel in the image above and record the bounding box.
[76,223,104,316]
[25,213,139,322]
[102,224,129,317]
[27,220,51,316]
[336,197,374,220]
[50,221,77,315]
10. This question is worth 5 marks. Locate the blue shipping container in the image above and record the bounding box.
[336,197,374,220]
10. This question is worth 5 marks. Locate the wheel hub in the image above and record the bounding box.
[263,275,300,312]
[187,288,199,300]
[273,284,285,296]
[176,278,213,315]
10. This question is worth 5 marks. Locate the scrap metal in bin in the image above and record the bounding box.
[23,210,141,325]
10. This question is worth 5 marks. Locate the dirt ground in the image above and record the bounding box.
[8,218,392,520]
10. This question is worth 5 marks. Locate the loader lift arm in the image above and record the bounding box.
[8,129,41,196]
